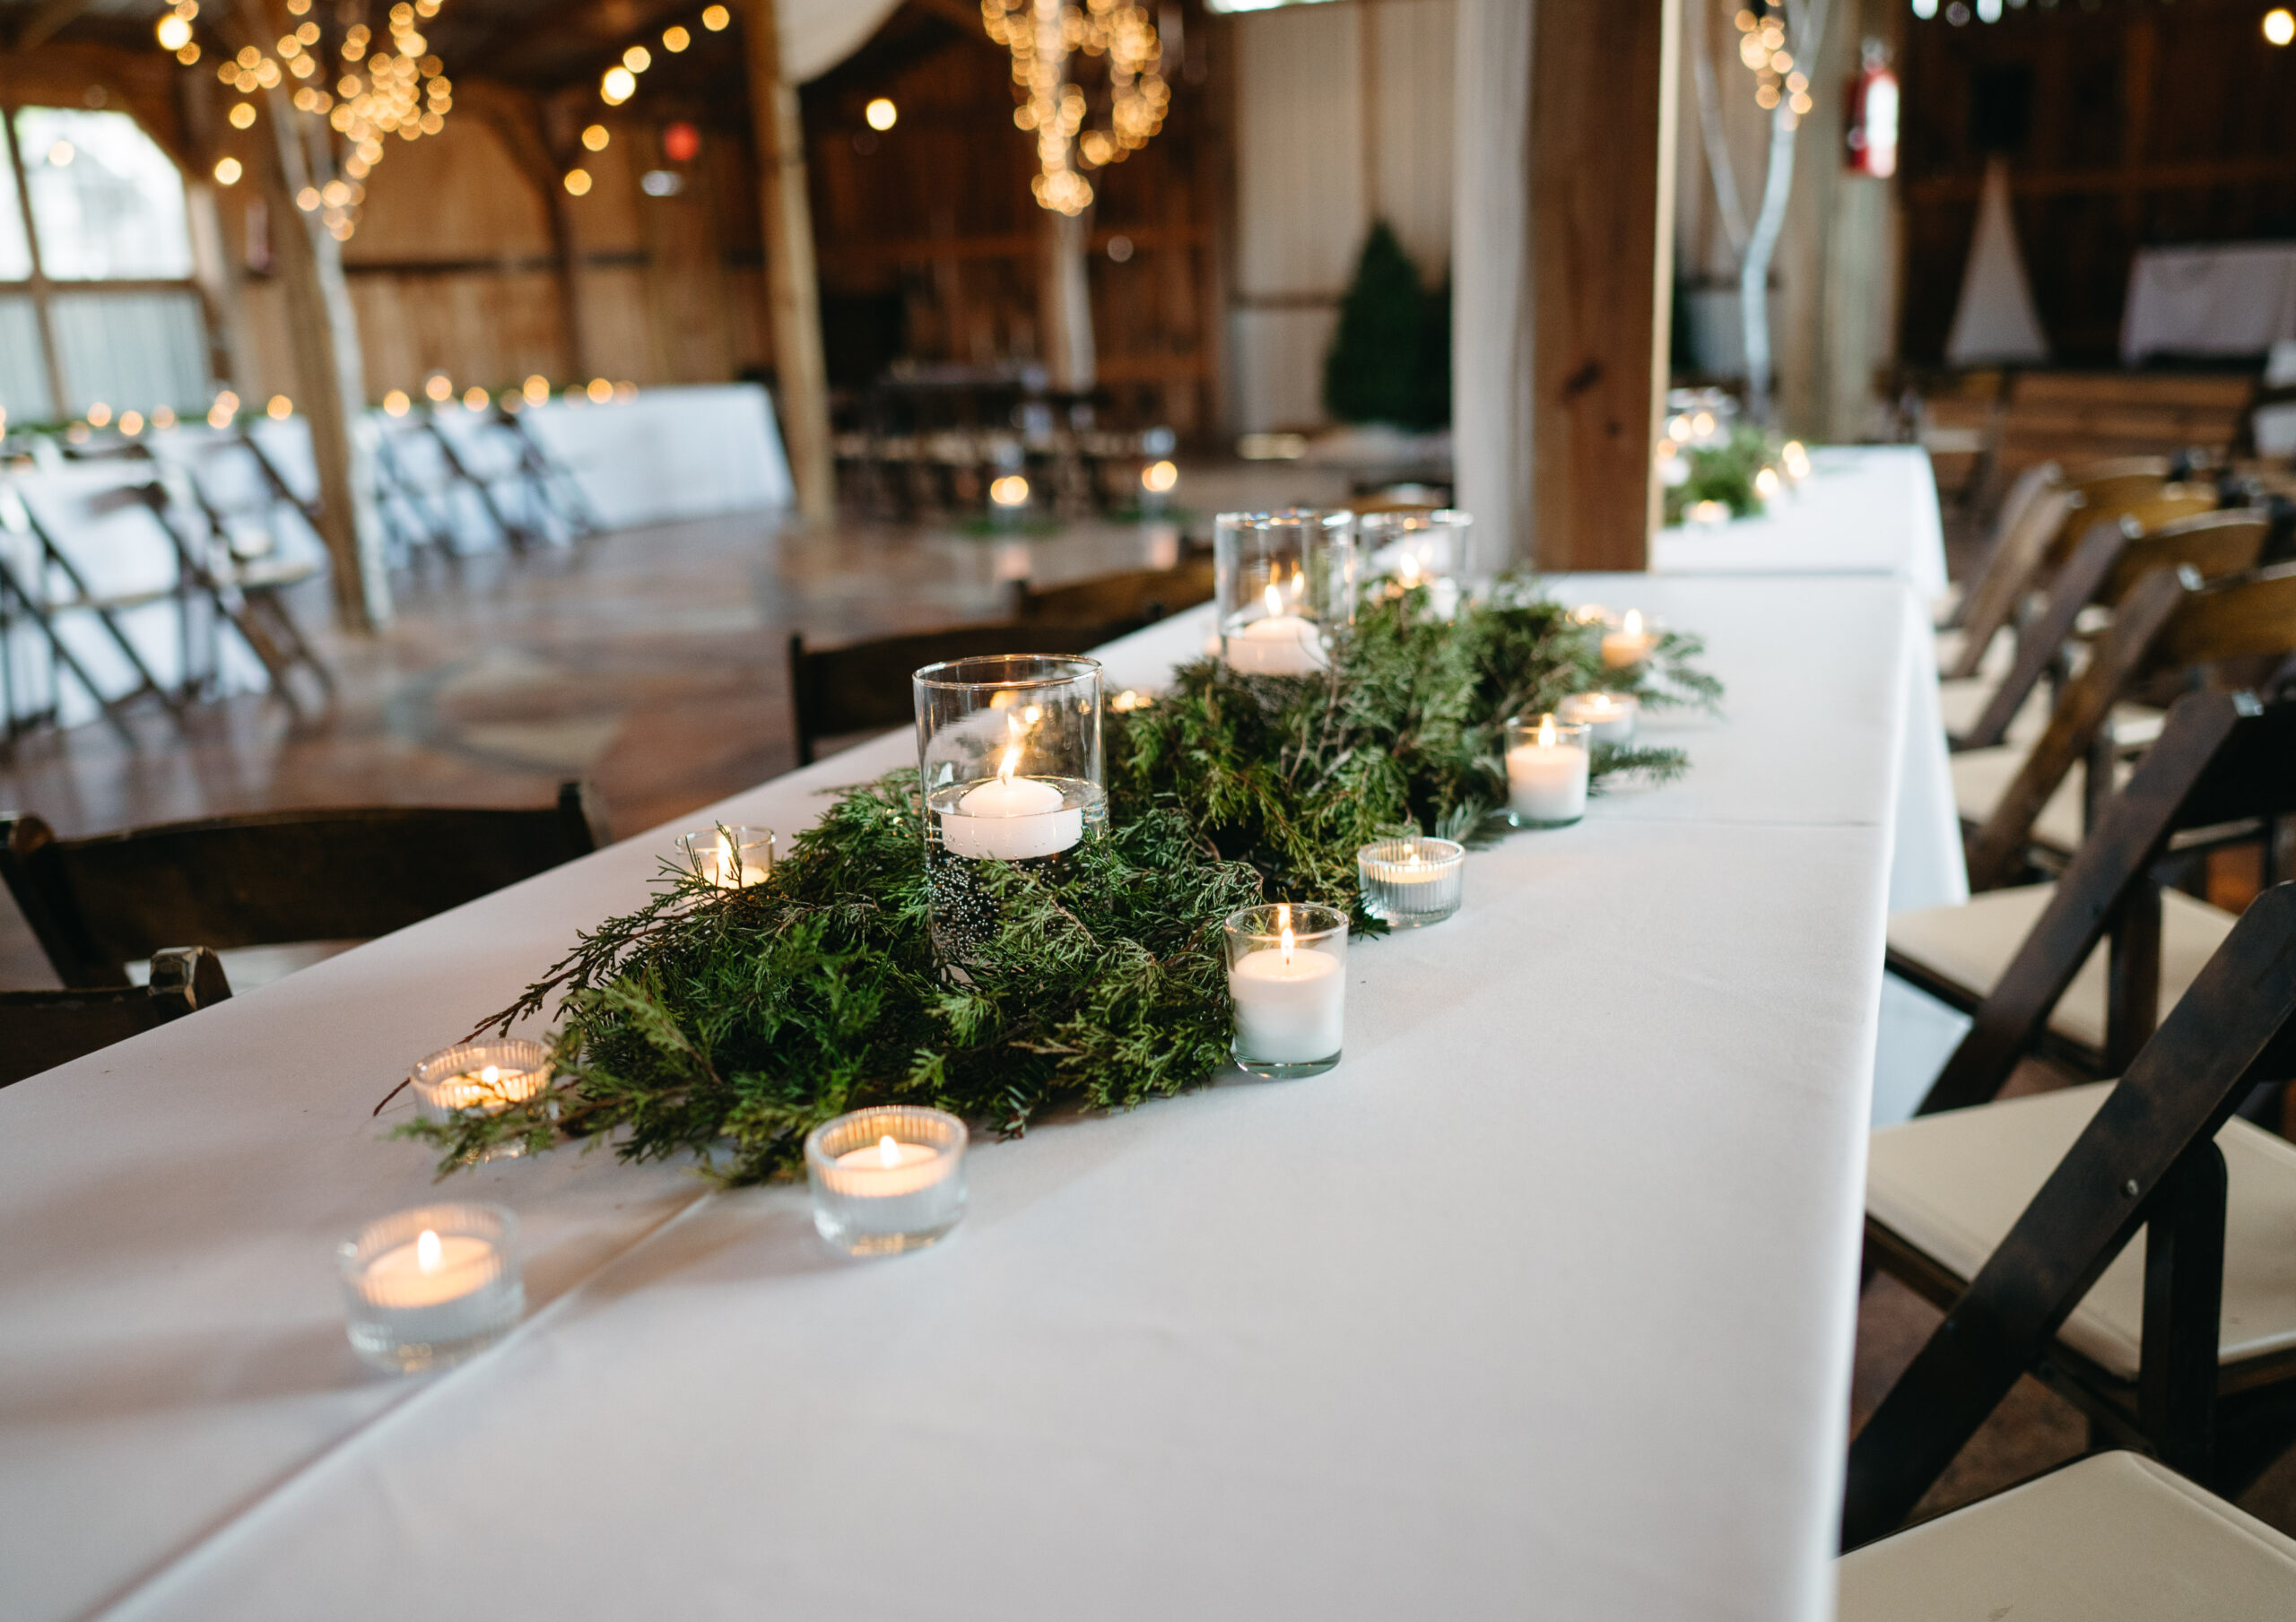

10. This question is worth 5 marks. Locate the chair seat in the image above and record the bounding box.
[1953,744,2136,853]
[1868,1081,2296,1379]
[1885,882,2237,1052]
[1935,624,2015,680]
[1838,1450,2296,1619]
[1937,677,2049,744]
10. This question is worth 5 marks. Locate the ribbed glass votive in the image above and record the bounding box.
[409,1038,552,1162]
[339,1203,523,1375]
[805,1105,969,1257]
[1556,690,1639,747]
[1223,902,1349,1079]
[1356,836,1464,927]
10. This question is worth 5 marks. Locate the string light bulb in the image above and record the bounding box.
[563,167,593,195]
[582,123,610,150]
[2268,7,2295,45]
[701,4,729,27]
[663,24,690,50]
[213,156,240,185]
[981,0,1169,214]
[865,97,897,131]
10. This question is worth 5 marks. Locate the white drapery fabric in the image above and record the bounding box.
[1450,0,1536,572]
[780,0,906,82]
[1945,158,2048,366]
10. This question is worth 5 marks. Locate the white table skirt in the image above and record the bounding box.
[4,575,1919,1622]
[1650,445,1951,604]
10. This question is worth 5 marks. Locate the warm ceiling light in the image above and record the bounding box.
[601,65,636,103]
[156,13,193,49]
[563,167,593,195]
[662,24,690,51]
[582,123,609,151]
[213,156,242,185]
[622,45,651,73]
[228,101,256,128]
[463,386,489,411]
[522,375,550,404]
[865,97,897,131]
[382,389,410,416]
[2268,7,2295,45]
[266,395,292,420]
[701,4,729,28]
[424,373,453,401]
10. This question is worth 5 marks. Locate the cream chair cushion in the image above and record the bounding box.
[1885,883,2237,1051]
[1953,744,2140,852]
[1937,677,2049,745]
[1838,1450,2296,1620]
[1868,1082,2296,1378]
[1935,623,2015,680]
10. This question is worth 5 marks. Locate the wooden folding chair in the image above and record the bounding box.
[1899,690,2288,1090]
[1849,884,2296,1541]
[1009,559,1213,626]
[788,621,1132,767]
[0,782,608,990]
[1943,484,2074,681]
[1953,563,2296,885]
[0,947,230,1087]
[1945,509,2267,751]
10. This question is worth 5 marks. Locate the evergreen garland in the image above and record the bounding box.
[398,578,1718,1184]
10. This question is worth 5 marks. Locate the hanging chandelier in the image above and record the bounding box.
[980,0,1170,215]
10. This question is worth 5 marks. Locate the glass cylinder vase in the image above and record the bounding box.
[1356,509,1471,618]
[1222,901,1349,1079]
[914,654,1105,961]
[1214,509,1355,676]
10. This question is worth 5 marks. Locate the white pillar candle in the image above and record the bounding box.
[1229,938,1344,1063]
[1225,582,1326,675]
[1557,690,1639,746]
[1507,719,1589,825]
[1601,609,1656,669]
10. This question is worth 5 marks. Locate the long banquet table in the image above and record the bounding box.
[3,575,1944,1622]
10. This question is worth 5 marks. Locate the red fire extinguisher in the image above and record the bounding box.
[1845,44,1900,178]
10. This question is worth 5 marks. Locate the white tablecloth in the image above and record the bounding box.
[521,385,793,530]
[1650,445,1950,603]
[2121,242,2296,363]
[1,576,1936,1622]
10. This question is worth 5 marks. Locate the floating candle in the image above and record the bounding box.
[939,725,1083,860]
[1225,581,1325,676]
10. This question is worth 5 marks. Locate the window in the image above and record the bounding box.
[1,107,212,422]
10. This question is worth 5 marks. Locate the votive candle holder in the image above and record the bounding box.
[339,1202,523,1375]
[1556,690,1639,747]
[1504,714,1590,828]
[676,825,775,889]
[806,1105,970,1257]
[1223,902,1349,1079]
[1356,508,1471,619]
[1356,836,1465,928]
[1214,509,1356,675]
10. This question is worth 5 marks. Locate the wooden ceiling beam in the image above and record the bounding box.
[13,0,97,53]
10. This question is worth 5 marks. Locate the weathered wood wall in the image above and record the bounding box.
[1900,0,2296,364]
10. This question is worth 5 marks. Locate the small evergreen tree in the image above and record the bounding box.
[1323,221,1448,430]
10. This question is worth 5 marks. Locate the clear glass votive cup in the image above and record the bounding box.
[339,1203,524,1375]
[1356,836,1465,928]
[1214,509,1356,675]
[914,654,1106,961]
[1223,902,1349,1079]
[1598,609,1658,671]
[676,825,775,889]
[1356,509,1472,617]
[1503,714,1590,829]
[805,1105,969,1258]
[409,1037,552,1161]
[1555,690,1639,748]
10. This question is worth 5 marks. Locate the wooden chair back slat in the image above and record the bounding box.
[2151,561,2296,670]
[2097,510,2270,606]
[1845,884,2296,1547]
[0,946,231,1086]
[2044,486,2213,569]
[0,785,607,988]
[788,621,1133,767]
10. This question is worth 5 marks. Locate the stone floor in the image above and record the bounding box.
[7,464,2295,1540]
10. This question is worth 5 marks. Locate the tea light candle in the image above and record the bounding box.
[1602,609,1657,669]
[1556,690,1639,747]
[339,1203,524,1375]
[1225,582,1325,676]
[1505,714,1589,828]
[679,826,774,889]
[939,733,1083,860]
[410,1038,552,1120]
[806,1106,969,1256]
[1224,902,1348,1076]
[1356,836,1465,927]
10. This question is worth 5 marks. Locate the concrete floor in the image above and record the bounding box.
[6,468,2295,1541]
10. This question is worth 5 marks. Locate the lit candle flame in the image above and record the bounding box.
[1276,901,1293,963]
[1287,564,1303,602]
[1263,581,1283,618]
[999,715,1022,785]
[416,1229,442,1273]
[877,1134,900,1168]
[1398,554,1420,585]
[1538,716,1557,748]
[715,833,735,885]
[480,1064,500,1086]
[1622,609,1644,638]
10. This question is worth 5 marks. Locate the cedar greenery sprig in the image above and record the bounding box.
[397,574,1718,1184]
